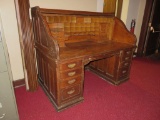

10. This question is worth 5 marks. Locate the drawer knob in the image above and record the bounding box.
[126,51,131,54]
[68,71,76,76]
[125,57,129,60]
[68,63,76,68]
[67,89,75,95]
[124,63,129,66]
[122,70,127,74]
[68,79,76,84]
[89,57,92,61]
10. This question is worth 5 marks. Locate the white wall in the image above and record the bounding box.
[125,0,146,47]
[97,0,104,12]
[126,0,140,30]
[134,0,146,47]
[30,0,97,12]
[121,0,130,24]
[0,0,24,81]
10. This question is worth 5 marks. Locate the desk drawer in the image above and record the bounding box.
[60,75,82,88]
[60,68,82,79]
[61,84,81,101]
[120,61,131,68]
[123,50,132,56]
[59,60,82,71]
[118,67,130,77]
[122,49,133,62]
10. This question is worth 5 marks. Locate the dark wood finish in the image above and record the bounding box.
[144,0,160,56]
[14,0,38,91]
[137,0,160,56]
[13,78,25,88]
[31,7,136,111]
[137,0,154,56]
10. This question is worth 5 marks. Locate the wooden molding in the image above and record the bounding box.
[14,0,38,91]
[116,0,123,18]
[13,78,25,88]
[103,0,117,14]
[137,0,154,56]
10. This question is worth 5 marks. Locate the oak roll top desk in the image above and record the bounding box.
[31,7,136,111]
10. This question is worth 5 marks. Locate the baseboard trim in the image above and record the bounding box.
[13,78,25,88]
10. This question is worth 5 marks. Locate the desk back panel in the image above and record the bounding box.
[42,15,115,46]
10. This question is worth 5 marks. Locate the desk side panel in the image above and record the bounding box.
[31,7,59,59]
[112,17,137,45]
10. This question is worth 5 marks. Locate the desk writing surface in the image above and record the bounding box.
[59,41,134,60]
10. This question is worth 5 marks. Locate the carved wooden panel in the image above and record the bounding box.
[14,0,38,91]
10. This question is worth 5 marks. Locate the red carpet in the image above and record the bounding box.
[15,58,160,120]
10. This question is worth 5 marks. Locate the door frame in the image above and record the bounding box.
[137,0,154,57]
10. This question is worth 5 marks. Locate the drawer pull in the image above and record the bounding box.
[68,63,76,68]
[122,70,127,74]
[68,71,76,76]
[126,51,131,54]
[89,57,93,61]
[124,63,129,66]
[68,79,76,84]
[125,57,129,60]
[67,89,75,95]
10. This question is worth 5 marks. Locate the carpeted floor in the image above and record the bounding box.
[15,57,160,120]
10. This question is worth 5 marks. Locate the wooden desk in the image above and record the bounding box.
[32,7,136,111]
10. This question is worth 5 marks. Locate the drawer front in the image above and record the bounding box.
[118,67,130,78]
[60,68,82,79]
[120,61,131,68]
[61,84,81,101]
[123,50,132,56]
[60,75,82,88]
[59,60,82,71]
[122,49,133,61]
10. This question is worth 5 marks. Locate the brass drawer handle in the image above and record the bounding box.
[68,63,76,68]
[67,89,75,95]
[125,57,129,60]
[124,63,129,66]
[89,57,92,61]
[68,71,76,76]
[68,79,76,84]
[122,70,127,74]
[126,51,131,54]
